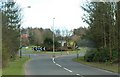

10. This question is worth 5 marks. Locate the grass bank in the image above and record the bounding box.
[2,57,30,75]
[0,69,2,76]
[73,57,118,73]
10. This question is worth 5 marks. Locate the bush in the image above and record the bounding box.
[93,48,109,62]
[84,49,97,62]
[112,49,119,63]
[84,48,119,63]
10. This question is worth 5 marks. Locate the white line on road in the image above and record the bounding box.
[52,58,54,61]
[52,58,56,63]
[76,74,80,75]
[52,57,72,72]
[52,57,84,77]
[76,74,84,77]
[63,67,73,73]
[56,63,62,67]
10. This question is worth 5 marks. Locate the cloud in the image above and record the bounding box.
[16,0,88,30]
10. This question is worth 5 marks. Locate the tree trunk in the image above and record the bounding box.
[117,2,120,63]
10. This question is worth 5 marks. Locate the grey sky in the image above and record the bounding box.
[16,0,89,30]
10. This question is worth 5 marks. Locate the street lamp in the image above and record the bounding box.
[19,27,22,58]
[60,29,62,55]
[53,17,55,57]
[19,6,31,58]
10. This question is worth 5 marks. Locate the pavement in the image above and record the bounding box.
[24,53,119,77]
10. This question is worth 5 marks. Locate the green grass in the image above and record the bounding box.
[2,57,30,75]
[0,69,2,76]
[73,57,118,73]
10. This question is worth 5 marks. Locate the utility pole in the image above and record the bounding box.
[19,6,31,58]
[53,17,55,57]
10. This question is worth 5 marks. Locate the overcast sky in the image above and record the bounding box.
[15,0,89,30]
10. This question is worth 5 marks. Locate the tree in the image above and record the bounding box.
[116,2,120,63]
[2,1,22,67]
[81,2,118,62]
[73,27,86,36]
[43,37,53,50]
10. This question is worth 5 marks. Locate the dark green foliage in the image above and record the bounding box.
[82,2,119,62]
[84,48,118,63]
[43,37,60,50]
[117,2,120,64]
[93,48,109,62]
[54,40,61,48]
[84,49,97,62]
[43,38,53,48]
[111,49,119,63]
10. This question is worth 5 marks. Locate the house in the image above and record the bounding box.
[20,34,29,46]
[58,40,67,47]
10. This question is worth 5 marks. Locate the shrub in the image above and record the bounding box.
[93,48,109,62]
[84,48,119,63]
[84,49,97,62]
[112,49,119,63]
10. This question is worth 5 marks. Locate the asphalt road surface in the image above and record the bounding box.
[24,53,119,77]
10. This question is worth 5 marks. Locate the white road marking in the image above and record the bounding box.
[52,58,54,61]
[52,58,56,63]
[52,58,72,73]
[52,57,84,77]
[63,67,73,73]
[76,74,80,75]
[76,74,84,77]
[56,63,62,67]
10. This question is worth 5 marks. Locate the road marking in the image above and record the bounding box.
[76,74,80,75]
[52,58,56,63]
[52,57,84,77]
[52,58,54,61]
[63,67,72,73]
[76,74,84,77]
[52,57,72,73]
[56,63,62,67]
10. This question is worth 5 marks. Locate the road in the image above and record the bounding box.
[24,53,118,77]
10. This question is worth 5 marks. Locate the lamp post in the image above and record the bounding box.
[19,6,31,58]
[19,27,22,58]
[53,17,55,57]
[60,29,62,55]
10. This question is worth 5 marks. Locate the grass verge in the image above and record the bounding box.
[73,57,118,73]
[0,69,2,76]
[2,57,30,75]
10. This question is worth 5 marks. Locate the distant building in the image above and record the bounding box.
[21,34,29,46]
[58,40,67,47]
